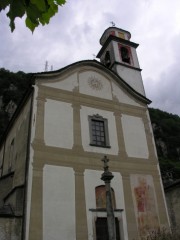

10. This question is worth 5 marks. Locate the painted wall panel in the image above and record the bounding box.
[44,100,73,148]
[84,169,128,240]
[42,73,78,92]
[130,174,159,237]
[80,106,119,155]
[79,71,113,100]
[121,115,149,158]
[43,165,75,240]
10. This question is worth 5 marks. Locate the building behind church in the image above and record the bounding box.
[0,27,169,240]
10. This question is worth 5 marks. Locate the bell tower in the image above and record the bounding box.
[97,27,146,96]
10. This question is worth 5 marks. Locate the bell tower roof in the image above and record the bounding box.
[99,27,131,46]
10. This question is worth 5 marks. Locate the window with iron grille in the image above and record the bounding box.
[89,114,110,148]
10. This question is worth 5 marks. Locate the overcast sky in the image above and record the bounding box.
[0,0,180,116]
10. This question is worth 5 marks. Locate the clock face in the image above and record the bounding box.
[88,76,103,91]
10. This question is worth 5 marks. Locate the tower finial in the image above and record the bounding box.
[110,21,115,27]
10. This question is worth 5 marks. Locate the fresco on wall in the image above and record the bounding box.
[95,185,116,209]
[130,175,159,237]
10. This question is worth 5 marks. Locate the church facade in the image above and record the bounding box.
[0,27,169,240]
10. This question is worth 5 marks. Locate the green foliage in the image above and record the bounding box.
[0,0,66,32]
[133,228,180,240]
[145,228,180,240]
[149,108,180,156]
[0,68,32,138]
[149,108,180,181]
[0,111,9,137]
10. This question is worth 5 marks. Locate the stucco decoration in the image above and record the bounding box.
[130,174,159,237]
[79,71,112,100]
[88,76,103,91]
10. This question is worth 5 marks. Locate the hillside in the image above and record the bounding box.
[149,108,180,185]
[0,68,32,137]
[0,68,180,185]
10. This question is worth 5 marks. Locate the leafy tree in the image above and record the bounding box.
[0,68,32,139]
[149,108,180,182]
[0,0,66,32]
[0,111,9,138]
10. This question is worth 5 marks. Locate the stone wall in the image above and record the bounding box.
[0,218,22,240]
[165,180,180,234]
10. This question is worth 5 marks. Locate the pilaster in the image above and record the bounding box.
[74,168,88,240]
[142,114,157,161]
[72,103,83,151]
[121,172,138,240]
[34,97,46,145]
[28,164,43,240]
[114,110,127,160]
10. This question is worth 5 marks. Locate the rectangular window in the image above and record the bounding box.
[89,115,110,148]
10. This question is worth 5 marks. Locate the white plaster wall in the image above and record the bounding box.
[79,71,112,100]
[146,110,158,158]
[44,100,73,148]
[111,81,142,107]
[25,86,38,240]
[80,106,119,155]
[116,66,145,96]
[84,169,128,240]
[113,41,121,63]
[131,48,140,68]
[43,165,75,240]
[42,73,78,92]
[121,115,149,158]
[157,164,170,226]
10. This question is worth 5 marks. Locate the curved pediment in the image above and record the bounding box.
[35,60,151,106]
